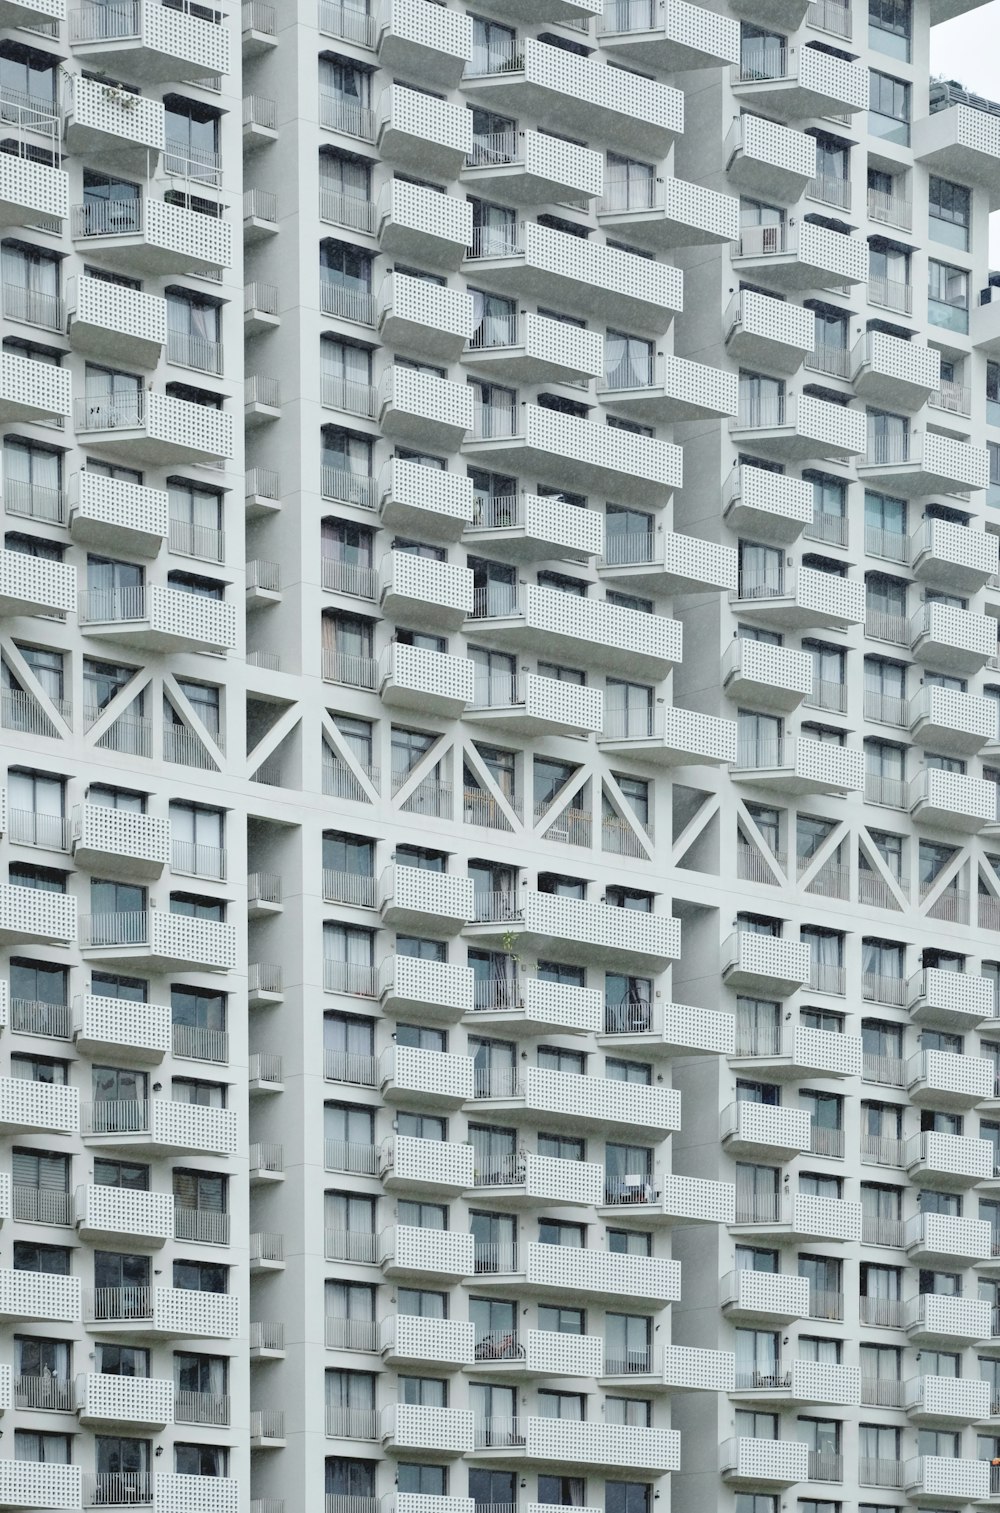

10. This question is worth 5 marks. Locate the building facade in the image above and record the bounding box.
[0,1,999,1512]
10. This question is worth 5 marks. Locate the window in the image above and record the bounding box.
[929,259,969,334]
[869,0,910,57]
[929,175,971,252]
[2,242,61,332]
[869,71,910,144]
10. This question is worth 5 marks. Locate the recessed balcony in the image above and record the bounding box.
[379,643,474,717]
[380,366,473,452]
[75,1370,173,1428]
[465,312,603,387]
[380,458,474,542]
[852,331,940,409]
[377,85,472,179]
[905,1211,991,1266]
[468,670,604,739]
[722,638,813,713]
[908,967,994,1028]
[378,178,472,271]
[380,956,474,1023]
[70,197,231,276]
[722,1268,810,1324]
[379,0,472,88]
[0,1076,78,1135]
[909,685,995,754]
[472,1151,603,1208]
[80,1098,237,1157]
[469,889,679,974]
[71,802,169,879]
[463,220,682,334]
[912,518,999,592]
[0,884,76,946]
[724,465,814,546]
[82,1284,239,1339]
[68,275,166,371]
[465,404,680,507]
[68,0,230,83]
[466,582,681,682]
[914,103,1000,210]
[380,551,473,632]
[731,565,864,632]
[725,113,816,202]
[729,393,865,463]
[721,1100,812,1159]
[76,1180,173,1256]
[80,582,236,656]
[73,391,233,467]
[463,37,683,157]
[598,174,738,254]
[732,219,868,290]
[911,601,995,676]
[720,1436,808,1486]
[381,1224,475,1281]
[464,129,603,211]
[599,354,736,426]
[79,911,236,973]
[597,0,739,70]
[910,768,994,832]
[69,471,168,558]
[0,547,75,618]
[598,705,736,768]
[905,1292,991,1343]
[381,1134,475,1195]
[382,1045,474,1108]
[0,150,67,232]
[905,1456,990,1502]
[725,290,815,376]
[379,864,474,935]
[905,1130,992,1188]
[0,1461,80,1510]
[731,44,868,120]
[378,272,475,362]
[468,976,603,1038]
[73,993,170,1063]
[66,75,164,167]
[381,1314,475,1369]
[907,1048,993,1108]
[722,930,811,996]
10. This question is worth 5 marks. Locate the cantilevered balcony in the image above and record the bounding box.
[467,671,604,738]
[379,643,474,717]
[377,273,475,362]
[378,179,472,271]
[463,37,683,157]
[73,993,170,1062]
[79,583,237,654]
[378,0,472,88]
[465,404,680,506]
[73,391,233,466]
[381,1313,475,1369]
[75,1184,174,1247]
[905,1455,989,1502]
[0,1076,78,1135]
[723,638,813,712]
[382,1046,474,1109]
[725,290,815,376]
[731,1021,862,1080]
[466,491,602,562]
[731,1189,862,1244]
[911,519,998,592]
[905,1292,991,1344]
[909,686,995,755]
[380,552,473,631]
[598,173,737,254]
[82,1285,239,1339]
[79,910,236,972]
[729,393,865,462]
[905,1375,991,1422]
[464,313,603,386]
[380,865,474,936]
[721,1101,812,1160]
[380,956,474,1023]
[378,85,472,179]
[599,354,737,425]
[489,0,601,17]
[909,768,994,831]
[474,1065,680,1139]
[464,220,682,334]
[859,431,988,499]
[470,1417,679,1472]
[599,529,736,597]
[907,1048,992,1108]
[469,1327,602,1379]
[908,968,994,1028]
[721,1268,810,1324]
[469,975,603,1038]
[382,1134,474,1195]
[380,1224,475,1281]
[724,465,814,544]
[473,1151,603,1209]
[380,366,473,452]
[0,149,66,232]
[464,130,603,211]
[68,0,230,83]
[467,583,681,681]
[0,352,69,425]
[733,219,868,289]
[910,602,995,675]
[80,1098,237,1157]
[729,1358,859,1406]
[71,802,169,879]
[852,332,941,409]
[69,472,167,558]
[914,101,1000,209]
[725,113,816,202]
[68,273,165,371]
[0,0,65,28]
[0,1461,80,1509]
[722,931,811,996]
[731,565,864,632]
[598,705,736,768]
[721,1436,807,1486]
[905,1131,992,1187]
[731,44,868,120]
[597,0,739,70]
[904,1211,990,1266]
[76,1370,173,1429]
[66,75,164,169]
[0,548,74,618]
[70,198,231,276]
[380,459,474,542]
[0,884,76,946]
[469,891,679,974]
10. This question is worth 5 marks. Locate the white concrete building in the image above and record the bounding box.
[0,0,999,1511]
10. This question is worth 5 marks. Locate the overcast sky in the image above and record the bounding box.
[929,2,1000,263]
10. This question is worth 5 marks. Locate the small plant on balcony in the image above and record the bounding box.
[101,84,139,112]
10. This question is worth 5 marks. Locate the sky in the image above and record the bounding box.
[929,2,1000,263]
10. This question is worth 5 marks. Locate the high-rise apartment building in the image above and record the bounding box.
[0,0,998,1511]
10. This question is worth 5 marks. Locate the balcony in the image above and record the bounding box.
[728,0,813,27]
[468,670,603,740]
[733,1190,862,1244]
[82,1284,239,1339]
[722,931,812,995]
[475,1066,680,1139]
[730,1359,860,1406]
[75,1184,174,1247]
[732,565,864,632]
[69,471,167,558]
[733,220,868,290]
[908,967,994,1028]
[80,584,237,655]
[75,1371,172,1429]
[905,1456,989,1502]
[598,705,736,769]
[721,1269,810,1323]
[80,1098,237,1157]
[378,179,472,271]
[380,552,473,631]
[0,1076,78,1135]
[598,173,738,254]
[68,274,165,371]
[904,1211,991,1265]
[382,1134,474,1195]
[79,910,236,973]
[379,0,472,88]
[597,0,739,70]
[732,1022,862,1080]
[731,45,868,120]
[466,491,602,564]
[0,1462,80,1509]
[379,956,474,1023]
[472,1327,602,1379]
[378,85,472,179]
[463,37,683,158]
[909,768,995,832]
[720,1436,808,1486]
[466,583,681,682]
[381,1314,475,1369]
[732,735,864,797]
[912,602,995,677]
[380,366,473,452]
[729,393,866,463]
[380,1224,475,1281]
[71,802,169,880]
[74,390,232,467]
[905,1292,991,1343]
[601,999,734,1060]
[380,864,474,935]
[473,1151,602,1209]
[865,435,988,505]
[150,1477,238,1513]
[488,0,601,16]
[0,0,65,26]
[71,198,231,276]
[721,1100,812,1159]
[66,74,164,170]
[0,351,69,426]
[599,354,736,426]
[0,1267,79,1323]
[469,890,680,974]
[465,404,680,508]
[379,643,474,717]
[382,1045,474,1108]
[464,130,603,211]
[382,1404,474,1456]
[600,1174,735,1227]
[724,469,814,552]
[852,331,940,409]
[380,458,474,542]
[905,1374,991,1423]
[0,548,74,619]
[918,520,998,593]
[471,1418,679,1472]
[378,272,474,363]
[725,291,815,377]
[909,686,995,755]
[905,1131,992,1187]
[466,313,603,387]
[69,0,229,81]
[601,534,734,606]
[725,113,817,202]
[464,220,682,335]
[0,884,75,946]
[73,993,170,1063]
[907,1048,993,1108]
[914,103,1000,209]
[0,151,66,232]
[469,975,603,1038]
